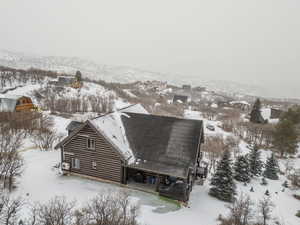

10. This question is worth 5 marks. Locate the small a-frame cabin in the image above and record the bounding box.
[56,104,205,202]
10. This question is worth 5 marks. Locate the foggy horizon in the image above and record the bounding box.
[1,0,299,98]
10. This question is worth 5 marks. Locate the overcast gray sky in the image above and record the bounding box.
[1,0,299,98]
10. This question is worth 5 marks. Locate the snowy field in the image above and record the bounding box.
[10,111,299,225]
[2,82,300,224]
[14,147,300,225]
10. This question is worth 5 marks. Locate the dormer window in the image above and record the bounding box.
[87,138,95,150]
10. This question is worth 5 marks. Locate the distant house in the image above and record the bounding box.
[193,86,206,92]
[270,108,284,119]
[49,75,82,89]
[217,101,230,108]
[229,101,251,111]
[173,95,190,104]
[56,104,204,202]
[182,85,192,91]
[0,95,36,112]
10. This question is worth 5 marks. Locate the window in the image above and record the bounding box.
[92,161,97,170]
[71,158,80,169]
[87,138,95,150]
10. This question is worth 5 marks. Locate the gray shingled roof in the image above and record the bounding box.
[121,113,203,178]
[66,121,84,133]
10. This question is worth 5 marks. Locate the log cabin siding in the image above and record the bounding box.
[62,124,123,183]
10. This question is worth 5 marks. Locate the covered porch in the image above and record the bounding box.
[123,167,191,202]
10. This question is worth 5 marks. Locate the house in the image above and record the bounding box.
[270,108,284,119]
[229,101,251,111]
[0,95,36,112]
[49,75,82,89]
[55,104,204,202]
[173,95,191,104]
[182,85,192,91]
[193,86,206,92]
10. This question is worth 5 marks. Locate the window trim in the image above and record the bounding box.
[87,138,95,150]
[71,158,80,169]
[92,161,97,170]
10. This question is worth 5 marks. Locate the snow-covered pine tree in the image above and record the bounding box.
[248,144,263,177]
[234,155,250,183]
[209,150,236,202]
[263,153,279,180]
[250,98,264,123]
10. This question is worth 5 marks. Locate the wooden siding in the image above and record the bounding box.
[62,124,123,183]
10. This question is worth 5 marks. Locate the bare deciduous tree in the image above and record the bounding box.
[0,194,23,225]
[31,128,57,151]
[218,194,254,225]
[257,197,274,225]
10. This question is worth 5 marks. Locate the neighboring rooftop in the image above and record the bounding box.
[173,95,189,103]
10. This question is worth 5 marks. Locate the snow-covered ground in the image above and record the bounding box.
[10,110,300,225]
[15,147,300,225]
[1,78,299,224]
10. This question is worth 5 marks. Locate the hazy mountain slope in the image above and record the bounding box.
[0,49,266,97]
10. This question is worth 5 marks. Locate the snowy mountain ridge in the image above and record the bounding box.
[0,49,266,98]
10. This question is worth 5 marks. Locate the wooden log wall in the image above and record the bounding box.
[62,124,123,183]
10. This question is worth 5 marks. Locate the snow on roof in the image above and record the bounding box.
[89,104,148,164]
[211,103,218,108]
[0,95,28,112]
[0,94,23,100]
[0,98,17,112]
[118,103,149,114]
[261,108,279,123]
[230,100,250,105]
[261,108,271,120]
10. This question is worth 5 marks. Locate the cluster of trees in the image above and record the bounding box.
[248,98,300,157]
[218,194,277,225]
[0,112,59,192]
[0,66,58,89]
[0,192,140,225]
[203,135,240,173]
[38,86,115,114]
[0,125,24,191]
[272,107,300,157]
[209,145,280,203]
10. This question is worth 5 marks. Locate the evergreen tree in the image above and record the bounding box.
[75,70,82,82]
[234,155,250,183]
[209,150,236,202]
[272,119,298,157]
[263,153,279,180]
[282,180,289,188]
[250,98,264,123]
[261,177,268,185]
[265,190,270,196]
[248,145,263,177]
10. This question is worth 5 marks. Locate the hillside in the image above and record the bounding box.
[0,49,269,98]
[0,66,299,225]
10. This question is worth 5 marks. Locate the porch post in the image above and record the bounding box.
[155,174,160,192]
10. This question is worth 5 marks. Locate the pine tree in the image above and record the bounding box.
[75,70,82,82]
[248,145,263,177]
[272,119,298,157]
[250,98,264,123]
[234,155,250,183]
[282,180,289,188]
[263,153,279,180]
[209,150,236,202]
[261,177,268,185]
